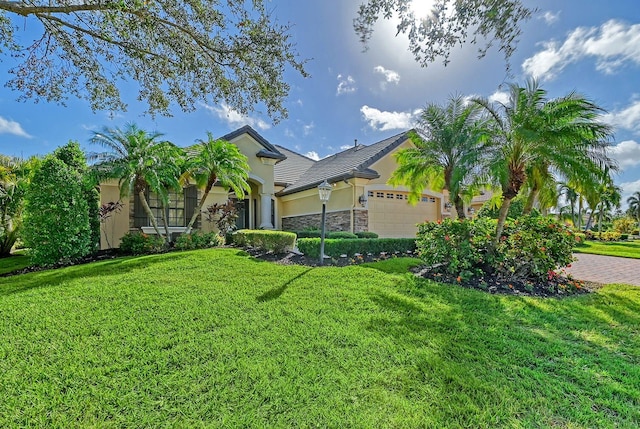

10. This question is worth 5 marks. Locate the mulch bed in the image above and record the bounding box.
[245,248,599,297]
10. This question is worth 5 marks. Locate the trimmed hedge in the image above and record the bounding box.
[291,230,376,239]
[355,231,379,239]
[233,229,296,253]
[297,237,416,259]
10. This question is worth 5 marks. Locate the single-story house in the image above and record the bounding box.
[99,125,490,249]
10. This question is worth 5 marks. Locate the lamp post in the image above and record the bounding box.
[318,180,332,265]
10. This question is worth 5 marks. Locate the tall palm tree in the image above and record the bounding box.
[473,79,615,246]
[90,123,183,241]
[182,133,250,235]
[389,95,486,219]
[628,191,640,232]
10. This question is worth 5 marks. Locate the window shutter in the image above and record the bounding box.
[133,191,148,228]
[185,186,199,229]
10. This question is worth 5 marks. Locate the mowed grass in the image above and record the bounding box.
[575,240,640,259]
[1,249,639,428]
[0,251,31,275]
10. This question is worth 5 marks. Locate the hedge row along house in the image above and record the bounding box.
[99,126,490,249]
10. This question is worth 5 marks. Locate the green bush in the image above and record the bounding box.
[416,217,577,283]
[355,231,379,239]
[233,230,296,253]
[574,232,587,246]
[174,231,224,250]
[293,230,321,239]
[327,231,358,239]
[297,238,416,259]
[119,231,165,255]
[23,156,93,266]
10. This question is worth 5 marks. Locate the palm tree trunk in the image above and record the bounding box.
[159,202,171,243]
[577,197,583,230]
[598,203,604,232]
[184,176,216,235]
[523,188,538,215]
[137,190,165,240]
[493,197,513,248]
[453,195,466,220]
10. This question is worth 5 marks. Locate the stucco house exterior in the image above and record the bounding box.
[99,125,490,249]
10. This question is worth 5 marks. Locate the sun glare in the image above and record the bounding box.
[410,0,437,19]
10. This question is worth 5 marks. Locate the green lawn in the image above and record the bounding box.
[0,251,31,275]
[575,240,640,259]
[1,248,639,428]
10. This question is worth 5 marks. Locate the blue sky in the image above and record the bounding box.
[1,1,640,206]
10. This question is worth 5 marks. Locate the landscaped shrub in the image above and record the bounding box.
[292,230,321,238]
[174,231,224,250]
[23,156,93,266]
[327,231,358,239]
[233,229,296,253]
[355,231,379,239]
[613,217,636,234]
[416,216,577,283]
[119,231,165,255]
[598,231,622,241]
[297,237,416,259]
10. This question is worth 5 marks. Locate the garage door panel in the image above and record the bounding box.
[368,195,438,238]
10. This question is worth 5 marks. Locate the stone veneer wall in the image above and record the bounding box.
[282,209,370,233]
[353,209,369,233]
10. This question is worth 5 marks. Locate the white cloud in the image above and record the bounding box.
[360,105,417,131]
[304,151,320,161]
[340,145,353,150]
[522,20,640,80]
[284,128,295,138]
[609,140,640,170]
[303,121,315,136]
[373,66,400,89]
[541,11,560,25]
[295,99,303,106]
[488,90,510,105]
[0,116,31,138]
[336,74,357,95]
[619,179,640,208]
[200,103,270,130]
[602,99,640,135]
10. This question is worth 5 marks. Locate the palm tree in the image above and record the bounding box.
[0,156,30,256]
[389,95,486,219]
[90,123,183,242]
[628,191,640,232]
[473,79,615,246]
[182,133,250,235]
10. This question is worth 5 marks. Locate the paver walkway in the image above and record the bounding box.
[564,253,640,286]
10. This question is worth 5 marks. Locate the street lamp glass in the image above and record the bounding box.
[318,180,332,202]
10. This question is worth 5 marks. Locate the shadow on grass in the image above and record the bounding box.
[360,257,422,274]
[256,268,312,302]
[0,252,196,297]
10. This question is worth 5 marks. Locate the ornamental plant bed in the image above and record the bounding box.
[243,247,415,267]
[411,265,597,297]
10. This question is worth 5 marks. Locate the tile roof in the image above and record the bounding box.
[273,145,316,186]
[276,130,412,196]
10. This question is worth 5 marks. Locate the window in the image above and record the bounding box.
[396,194,403,200]
[148,189,185,227]
[429,197,436,203]
[386,193,394,199]
[421,196,428,202]
[368,191,374,197]
[137,186,197,228]
[376,192,384,198]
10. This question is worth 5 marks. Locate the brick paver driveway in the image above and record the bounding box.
[564,253,640,286]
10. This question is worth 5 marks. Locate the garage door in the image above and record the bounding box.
[368,191,439,238]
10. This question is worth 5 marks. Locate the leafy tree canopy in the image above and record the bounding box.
[354,0,534,72]
[0,1,307,119]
